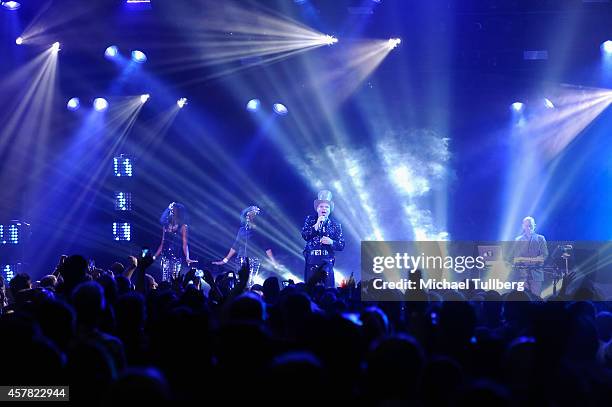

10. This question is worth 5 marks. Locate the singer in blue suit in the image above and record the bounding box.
[301,190,345,288]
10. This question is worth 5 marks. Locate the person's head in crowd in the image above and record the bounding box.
[115,276,133,295]
[96,273,118,306]
[110,262,125,276]
[39,275,58,291]
[361,306,390,344]
[144,274,157,291]
[61,255,89,296]
[33,299,76,351]
[266,352,327,400]
[226,292,265,323]
[106,368,170,404]
[365,334,425,402]
[9,273,31,299]
[566,300,596,321]
[262,276,280,304]
[71,281,106,330]
[421,357,464,407]
[250,284,264,296]
[115,292,146,333]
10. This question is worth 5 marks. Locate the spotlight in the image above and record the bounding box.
[51,42,61,52]
[67,97,80,111]
[15,36,23,45]
[105,45,119,59]
[1,1,21,11]
[273,103,288,116]
[511,102,524,112]
[323,35,338,45]
[131,50,147,63]
[387,38,401,50]
[93,98,109,112]
[602,40,612,55]
[544,98,555,109]
[177,98,188,108]
[140,94,150,103]
[246,99,261,112]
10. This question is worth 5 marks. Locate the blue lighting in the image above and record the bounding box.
[15,37,23,45]
[2,264,16,283]
[51,42,61,53]
[246,99,261,112]
[602,40,612,55]
[105,45,119,59]
[67,97,80,111]
[273,103,288,115]
[131,50,147,63]
[114,192,132,211]
[113,155,133,177]
[1,2,21,11]
[113,222,132,241]
[177,98,188,108]
[511,102,525,112]
[0,224,19,244]
[93,98,109,112]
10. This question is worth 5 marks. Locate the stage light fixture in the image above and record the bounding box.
[324,35,338,45]
[0,223,19,244]
[387,38,401,50]
[15,36,23,45]
[93,98,109,112]
[1,1,20,11]
[112,222,132,241]
[131,50,147,63]
[2,264,16,283]
[113,155,133,177]
[602,40,612,55]
[246,99,261,112]
[51,42,61,52]
[273,103,288,115]
[140,94,150,103]
[67,97,80,111]
[105,45,119,59]
[177,98,188,108]
[511,102,525,112]
[114,192,132,211]
[544,98,555,109]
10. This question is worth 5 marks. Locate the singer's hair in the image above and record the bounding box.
[240,205,259,226]
[160,202,188,226]
[522,216,536,230]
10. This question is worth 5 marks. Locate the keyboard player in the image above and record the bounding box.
[512,216,549,296]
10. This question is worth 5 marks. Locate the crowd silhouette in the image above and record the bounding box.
[1,253,611,405]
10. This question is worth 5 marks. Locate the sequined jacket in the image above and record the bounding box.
[301,215,345,256]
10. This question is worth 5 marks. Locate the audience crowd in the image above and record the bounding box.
[1,254,611,406]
